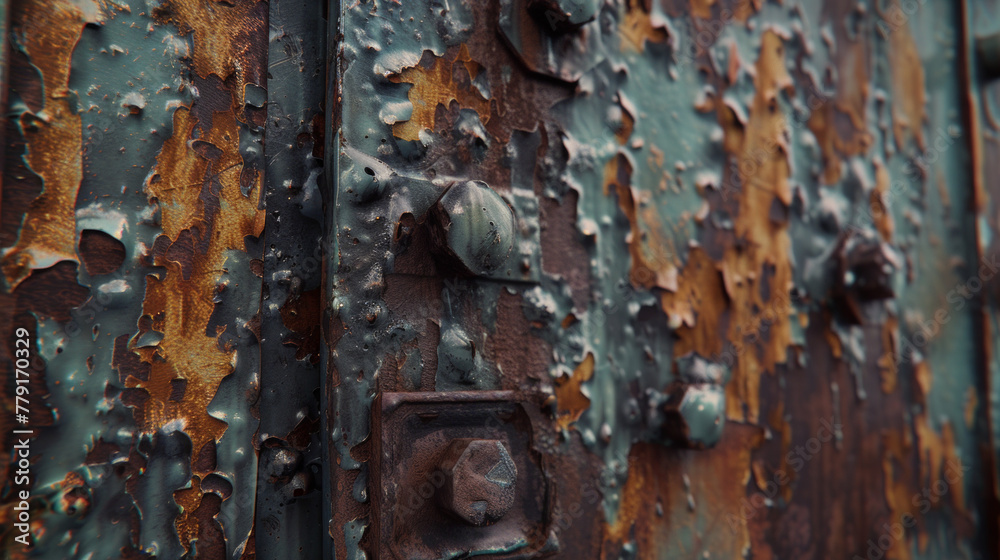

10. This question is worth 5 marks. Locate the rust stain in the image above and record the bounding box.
[174,476,204,551]
[882,430,915,560]
[128,106,263,459]
[607,155,680,292]
[824,321,843,359]
[690,0,716,19]
[660,247,727,358]
[620,1,669,53]
[872,160,895,243]
[280,287,322,363]
[807,102,843,185]
[834,30,870,138]
[965,386,977,428]
[914,359,932,401]
[878,315,899,393]
[690,0,758,21]
[881,0,927,150]
[767,400,793,502]
[555,352,594,431]
[604,426,763,556]
[808,13,874,185]
[880,359,976,554]
[154,0,266,108]
[718,30,795,423]
[0,1,97,288]
[390,46,492,142]
[615,107,635,146]
[912,361,969,516]
[127,100,263,550]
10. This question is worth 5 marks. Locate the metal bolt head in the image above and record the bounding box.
[438,439,517,526]
[839,232,897,302]
[832,229,901,323]
[661,384,726,449]
[431,181,516,277]
[438,325,479,384]
[265,445,303,482]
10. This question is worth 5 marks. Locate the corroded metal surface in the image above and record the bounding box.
[1,0,998,559]
[327,0,997,559]
[0,0,321,557]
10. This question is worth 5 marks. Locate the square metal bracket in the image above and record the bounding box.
[373,391,557,559]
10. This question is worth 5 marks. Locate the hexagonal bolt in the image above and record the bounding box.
[837,231,899,302]
[660,384,726,450]
[264,446,303,482]
[437,439,518,526]
[438,324,479,384]
[528,0,599,33]
[430,181,516,276]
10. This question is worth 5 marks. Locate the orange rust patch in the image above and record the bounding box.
[174,476,204,552]
[965,387,977,428]
[872,161,895,242]
[834,35,870,136]
[615,107,635,146]
[887,414,974,553]
[690,0,716,19]
[131,96,264,550]
[881,0,926,150]
[877,315,899,393]
[606,155,680,292]
[809,23,874,185]
[126,106,264,467]
[390,46,492,142]
[604,425,763,556]
[807,103,843,185]
[555,353,594,431]
[913,361,961,504]
[154,0,266,108]
[914,359,932,400]
[717,31,795,423]
[620,2,669,53]
[1,1,94,288]
[767,400,794,502]
[882,430,915,560]
[660,247,727,357]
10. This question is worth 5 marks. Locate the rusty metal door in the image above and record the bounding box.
[3,0,1000,559]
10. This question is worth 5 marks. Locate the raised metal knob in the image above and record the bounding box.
[658,353,727,449]
[438,439,517,526]
[660,384,726,449]
[430,181,515,276]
